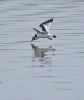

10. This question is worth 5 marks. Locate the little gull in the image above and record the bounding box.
[31,18,56,41]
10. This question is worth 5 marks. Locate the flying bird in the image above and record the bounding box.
[32,18,56,41]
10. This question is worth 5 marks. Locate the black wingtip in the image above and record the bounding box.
[46,18,53,23]
[32,28,35,30]
[39,18,53,27]
[32,28,37,32]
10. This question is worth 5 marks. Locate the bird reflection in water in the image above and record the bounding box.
[31,43,56,67]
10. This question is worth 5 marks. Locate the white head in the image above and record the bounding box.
[32,34,38,41]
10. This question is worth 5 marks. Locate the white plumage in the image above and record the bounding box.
[32,18,56,41]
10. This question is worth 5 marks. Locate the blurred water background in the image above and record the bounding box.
[0,0,84,100]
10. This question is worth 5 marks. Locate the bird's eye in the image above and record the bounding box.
[35,34,37,37]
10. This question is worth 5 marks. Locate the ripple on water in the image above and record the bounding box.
[0,0,84,100]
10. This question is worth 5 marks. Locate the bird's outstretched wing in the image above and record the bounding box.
[39,18,53,34]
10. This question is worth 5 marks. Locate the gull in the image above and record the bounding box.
[31,18,56,41]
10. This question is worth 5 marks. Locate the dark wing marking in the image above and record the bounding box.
[32,28,44,34]
[32,28,41,33]
[39,18,53,33]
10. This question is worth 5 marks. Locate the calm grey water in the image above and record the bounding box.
[0,0,84,100]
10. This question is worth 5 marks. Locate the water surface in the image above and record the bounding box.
[0,0,84,100]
